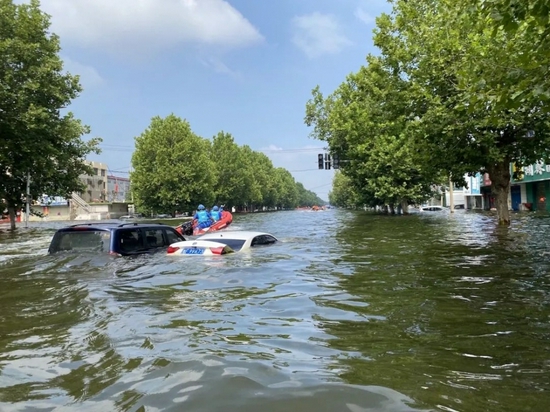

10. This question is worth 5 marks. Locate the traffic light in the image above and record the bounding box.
[324,153,331,170]
[318,153,324,169]
[332,153,339,169]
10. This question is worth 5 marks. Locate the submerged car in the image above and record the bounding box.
[166,231,278,256]
[419,205,445,212]
[48,222,185,256]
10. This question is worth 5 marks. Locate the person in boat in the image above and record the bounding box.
[193,204,212,229]
[210,205,221,222]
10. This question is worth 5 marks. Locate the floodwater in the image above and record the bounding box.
[1,209,549,411]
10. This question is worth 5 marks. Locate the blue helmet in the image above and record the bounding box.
[213,206,219,211]
[198,204,205,210]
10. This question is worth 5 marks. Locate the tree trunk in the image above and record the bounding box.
[389,204,396,215]
[400,200,409,215]
[8,206,16,231]
[488,159,511,225]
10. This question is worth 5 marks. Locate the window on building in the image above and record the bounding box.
[93,168,98,175]
[101,169,106,177]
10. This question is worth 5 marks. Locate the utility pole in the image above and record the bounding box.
[449,175,454,213]
[25,171,31,228]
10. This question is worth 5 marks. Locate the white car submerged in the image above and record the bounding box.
[166,231,278,256]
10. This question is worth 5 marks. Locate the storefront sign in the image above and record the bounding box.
[511,160,550,183]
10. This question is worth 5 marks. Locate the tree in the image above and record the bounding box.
[329,171,362,208]
[273,168,299,209]
[296,182,325,207]
[238,145,264,210]
[305,56,436,213]
[1,0,101,230]
[373,0,550,223]
[131,114,215,215]
[210,132,247,209]
[473,0,550,109]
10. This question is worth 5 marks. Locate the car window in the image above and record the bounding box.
[214,238,246,251]
[117,229,144,253]
[51,230,110,253]
[164,228,183,245]
[143,228,164,248]
[251,235,278,247]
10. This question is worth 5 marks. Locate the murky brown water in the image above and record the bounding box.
[1,209,549,411]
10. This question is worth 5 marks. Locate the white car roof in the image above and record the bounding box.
[198,231,275,241]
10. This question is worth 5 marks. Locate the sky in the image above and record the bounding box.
[22,0,392,201]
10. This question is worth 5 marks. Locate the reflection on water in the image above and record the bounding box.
[1,210,550,411]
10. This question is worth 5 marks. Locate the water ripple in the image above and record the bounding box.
[1,211,550,411]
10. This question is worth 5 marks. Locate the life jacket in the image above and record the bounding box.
[210,210,220,221]
[197,209,210,223]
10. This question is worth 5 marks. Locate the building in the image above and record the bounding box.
[444,173,483,209]
[510,161,550,211]
[78,161,108,203]
[107,175,131,202]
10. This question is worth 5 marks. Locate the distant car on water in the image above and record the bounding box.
[419,205,445,212]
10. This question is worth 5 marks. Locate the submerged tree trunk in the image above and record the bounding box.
[400,200,409,215]
[488,159,511,225]
[8,206,16,231]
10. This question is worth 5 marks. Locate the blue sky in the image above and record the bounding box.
[29,0,391,201]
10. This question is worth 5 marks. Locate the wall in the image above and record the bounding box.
[108,203,129,218]
[25,205,71,221]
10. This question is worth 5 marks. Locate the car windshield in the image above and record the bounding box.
[50,230,110,253]
[213,238,246,251]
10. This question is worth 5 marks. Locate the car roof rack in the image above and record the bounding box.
[116,222,166,227]
[69,222,115,227]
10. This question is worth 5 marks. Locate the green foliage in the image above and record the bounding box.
[329,171,362,208]
[131,114,215,215]
[305,0,550,223]
[376,0,550,223]
[305,55,436,209]
[465,0,550,111]
[131,115,320,214]
[210,132,247,206]
[296,182,325,207]
[0,0,101,229]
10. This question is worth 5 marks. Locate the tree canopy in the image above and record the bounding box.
[1,0,101,230]
[131,114,324,215]
[305,0,550,223]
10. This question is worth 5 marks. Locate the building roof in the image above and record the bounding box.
[107,175,130,181]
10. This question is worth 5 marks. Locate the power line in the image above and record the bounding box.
[97,144,326,154]
[309,183,332,190]
[288,168,320,172]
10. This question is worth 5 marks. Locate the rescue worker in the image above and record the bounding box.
[193,204,212,229]
[210,205,221,222]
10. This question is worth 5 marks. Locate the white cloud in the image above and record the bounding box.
[62,56,104,89]
[355,7,375,25]
[36,0,263,56]
[292,12,352,58]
